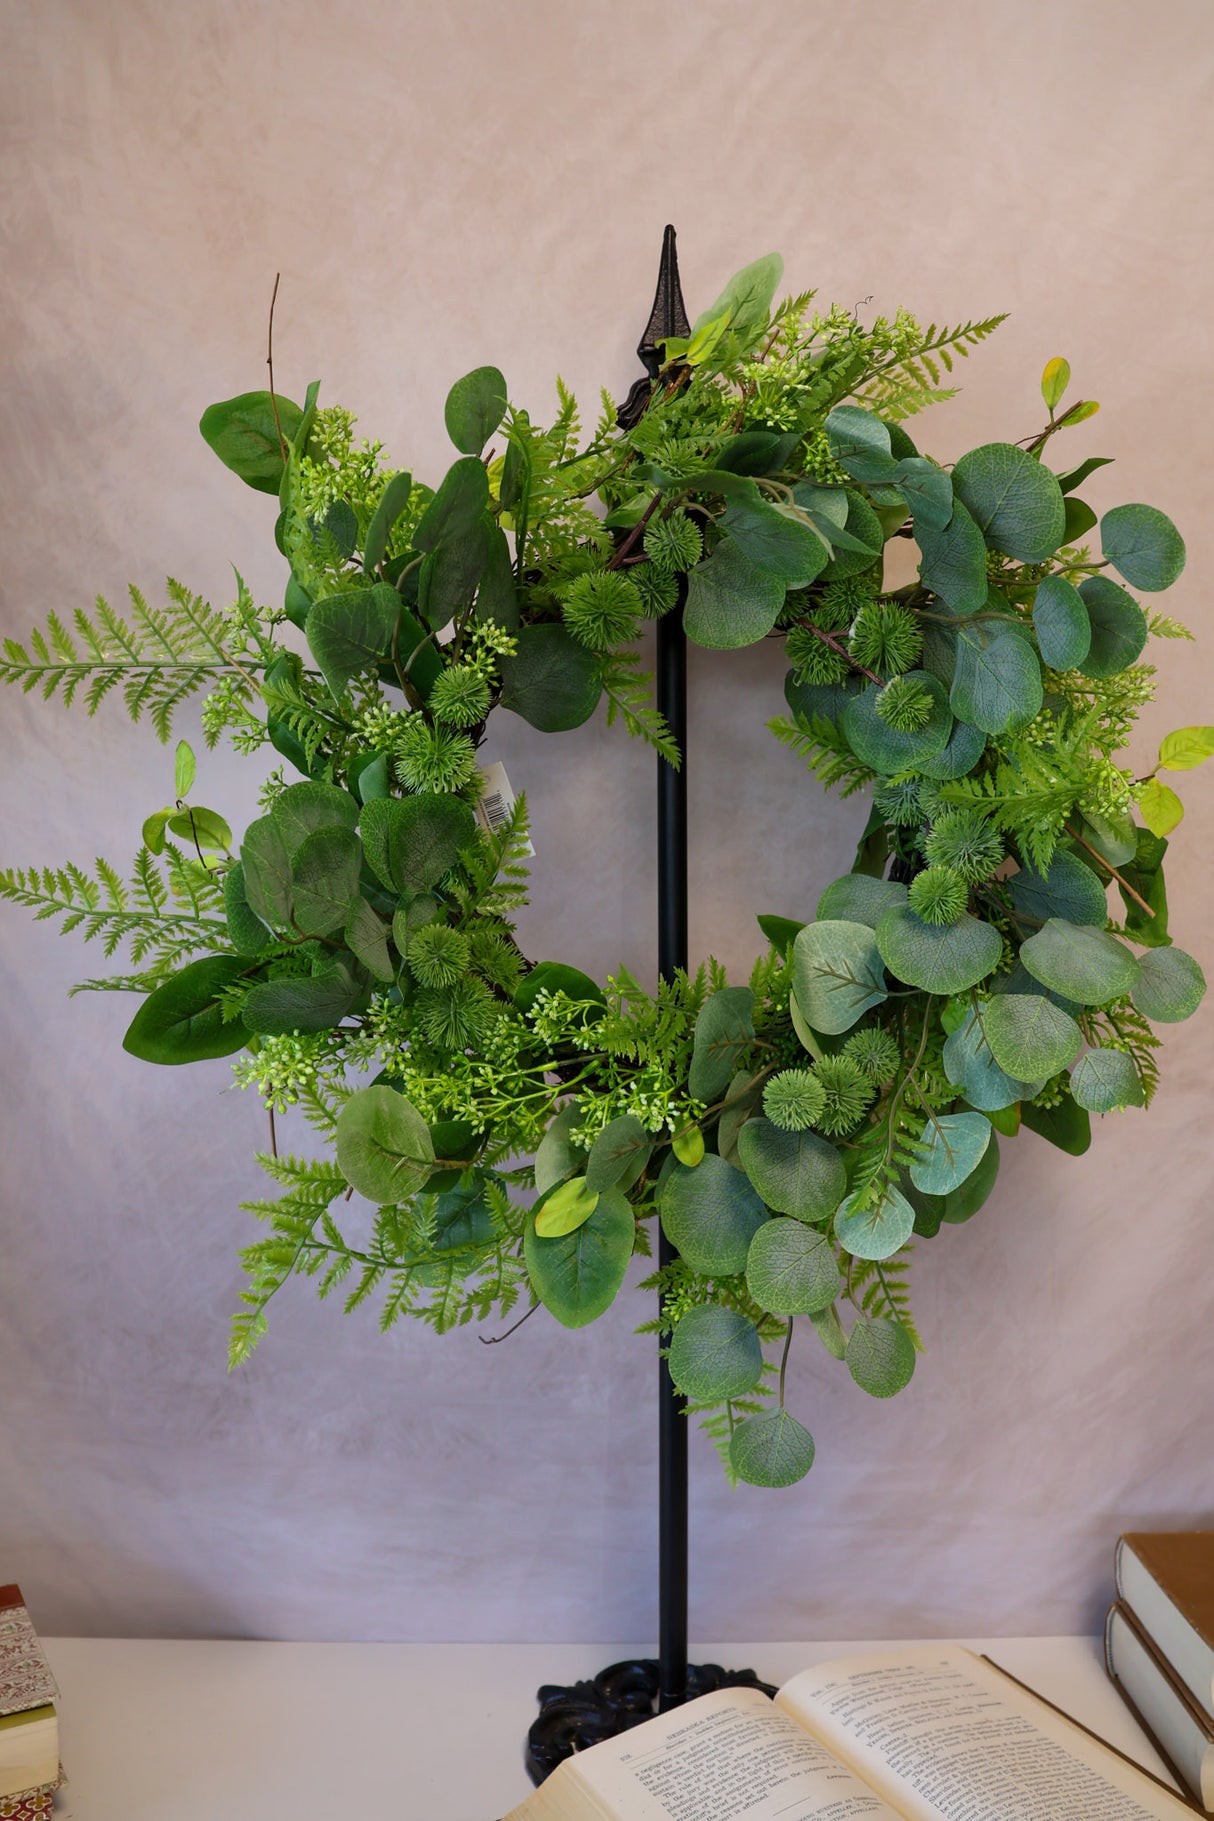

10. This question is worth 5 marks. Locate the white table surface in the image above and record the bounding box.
[40,1635,1178,1820]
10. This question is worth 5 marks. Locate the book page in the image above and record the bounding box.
[776,1646,1194,1821]
[505,1687,903,1821]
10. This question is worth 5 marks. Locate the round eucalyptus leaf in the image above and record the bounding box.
[843,673,953,774]
[534,1100,585,1196]
[290,825,362,937]
[688,986,756,1103]
[1008,851,1108,926]
[585,1114,652,1193]
[908,1111,991,1195]
[784,672,860,729]
[717,1071,763,1166]
[1019,919,1140,1006]
[916,498,989,613]
[729,1408,816,1488]
[1032,574,1092,671]
[845,1316,917,1398]
[534,1175,599,1238]
[833,1184,916,1261]
[736,1118,847,1223]
[524,1187,633,1330]
[941,1131,1000,1223]
[950,623,1043,735]
[271,781,361,857]
[429,1182,496,1254]
[335,1084,435,1203]
[917,718,987,781]
[343,896,395,982]
[241,816,293,930]
[224,863,274,956]
[668,1305,764,1402]
[306,584,401,700]
[981,993,1084,1080]
[1100,503,1186,593]
[199,389,303,494]
[815,873,908,929]
[746,1218,841,1315]
[1077,577,1148,679]
[943,1007,1044,1111]
[721,489,830,588]
[683,538,786,649]
[660,1153,768,1277]
[1070,1048,1144,1113]
[412,456,491,554]
[808,1305,848,1359]
[1077,806,1138,868]
[359,794,475,895]
[875,906,1002,995]
[825,406,896,483]
[820,491,885,581]
[792,920,887,1034]
[951,442,1066,562]
[499,624,603,731]
[888,457,953,532]
[1131,945,1206,1023]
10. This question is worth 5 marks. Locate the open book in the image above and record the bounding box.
[507,1645,1197,1820]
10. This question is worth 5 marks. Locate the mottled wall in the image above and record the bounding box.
[2,0,1211,1644]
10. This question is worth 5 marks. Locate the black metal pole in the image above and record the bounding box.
[655,589,689,1713]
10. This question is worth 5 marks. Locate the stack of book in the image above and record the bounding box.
[0,1586,62,1821]
[1107,1531,1214,1812]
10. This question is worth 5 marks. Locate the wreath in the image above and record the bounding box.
[3,253,1208,1490]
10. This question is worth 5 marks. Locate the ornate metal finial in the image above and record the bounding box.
[617,224,691,429]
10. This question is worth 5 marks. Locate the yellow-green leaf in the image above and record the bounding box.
[672,1125,705,1167]
[142,807,173,855]
[1158,726,1214,771]
[1058,398,1099,427]
[534,1175,599,1238]
[1041,357,1070,413]
[174,739,196,799]
[1138,777,1184,837]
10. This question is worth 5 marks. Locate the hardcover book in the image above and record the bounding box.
[1108,1601,1214,1811]
[507,1644,1197,1820]
[0,1588,61,1807]
[1117,1535,1214,1723]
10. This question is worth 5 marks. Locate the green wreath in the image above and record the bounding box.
[3,253,1208,1489]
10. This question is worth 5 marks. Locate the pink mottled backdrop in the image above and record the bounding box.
[1,0,1211,1643]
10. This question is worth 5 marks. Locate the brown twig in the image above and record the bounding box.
[605,491,663,571]
[801,622,884,688]
[1063,822,1154,918]
[268,1107,278,1159]
[266,272,287,461]
[778,1318,794,1407]
[480,1302,539,1346]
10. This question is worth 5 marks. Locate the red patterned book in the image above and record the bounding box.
[0,1588,62,1808]
[0,1790,55,1820]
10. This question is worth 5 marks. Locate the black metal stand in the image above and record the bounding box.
[525,228,775,1789]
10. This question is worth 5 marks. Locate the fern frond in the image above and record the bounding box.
[0,851,230,979]
[767,711,876,797]
[599,649,681,766]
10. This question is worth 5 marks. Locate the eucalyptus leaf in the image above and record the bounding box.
[1100,503,1186,593]
[1070,1048,1144,1112]
[289,825,362,937]
[122,955,250,1065]
[418,517,493,631]
[875,906,1002,995]
[240,967,363,1036]
[271,780,360,854]
[825,406,896,483]
[1077,576,1148,679]
[335,1083,435,1202]
[585,1114,651,1193]
[918,717,988,782]
[343,896,395,982]
[668,1304,764,1402]
[1019,918,1139,1006]
[844,673,953,774]
[363,471,413,574]
[224,863,274,956]
[814,874,908,929]
[1020,1093,1091,1156]
[499,624,602,730]
[943,1007,1044,1111]
[688,986,755,1103]
[746,1218,841,1315]
[720,489,829,587]
[718,1071,762,1166]
[1008,851,1108,927]
[820,491,885,581]
[916,500,988,613]
[950,623,1043,735]
[792,920,887,1034]
[534,1175,599,1238]
[834,1184,916,1261]
[1131,945,1206,1023]
[982,993,1084,1079]
[358,794,474,894]
[736,1119,846,1224]
[412,456,490,554]
[660,1153,768,1277]
[241,816,293,930]
[1032,574,1092,671]
[444,366,508,455]
[887,457,953,531]
[199,390,303,494]
[951,441,1066,561]
[306,584,401,699]
[524,1187,634,1329]
[684,538,786,650]
[941,1131,1001,1222]
[845,1316,916,1397]
[729,1408,815,1488]
[534,1100,585,1195]
[909,1111,991,1195]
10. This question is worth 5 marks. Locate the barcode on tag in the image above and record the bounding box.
[475,760,535,855]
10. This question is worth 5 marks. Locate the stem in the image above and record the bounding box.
[1063,822,1154,918]
[606,492,663,571]
[797,622,884,689]
[268,1106,278,1159]
[778,1319,794,1408]
[479,1302,539,1346]
[266,272,287,461]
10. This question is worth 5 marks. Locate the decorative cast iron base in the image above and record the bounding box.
[526,1659,777,1785]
